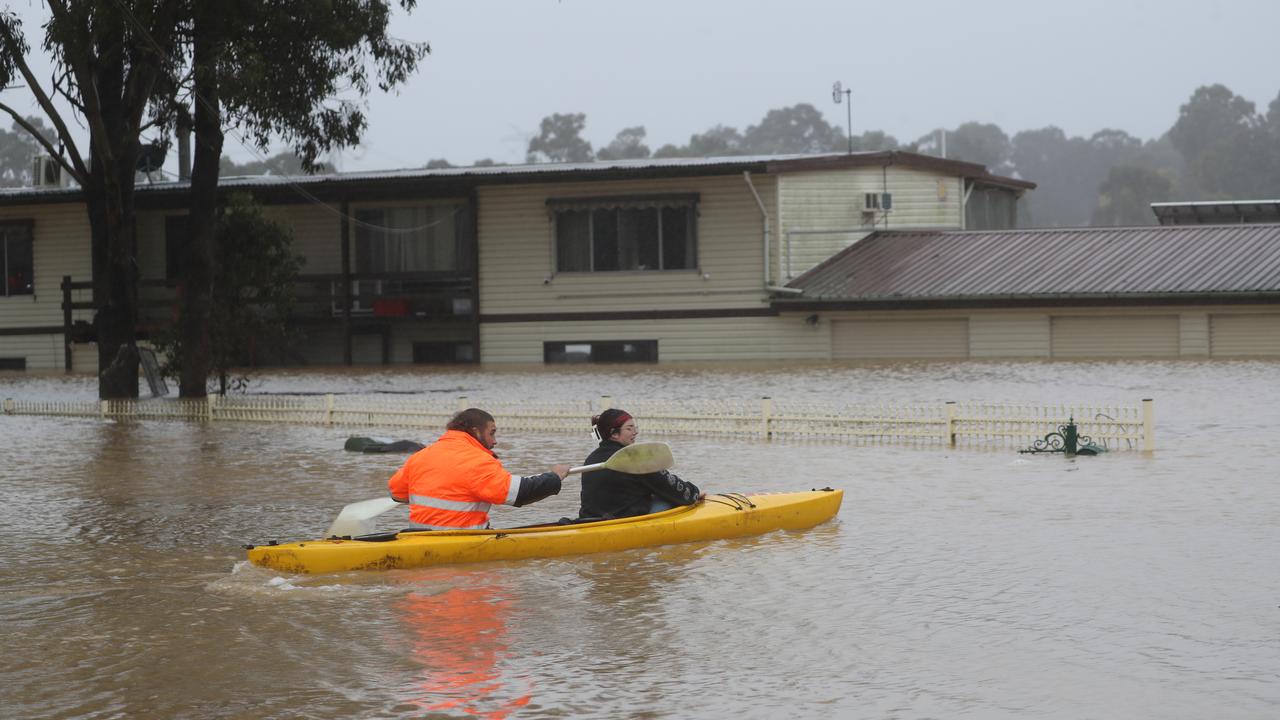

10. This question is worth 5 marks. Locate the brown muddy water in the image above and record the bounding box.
[1,360,1278,719]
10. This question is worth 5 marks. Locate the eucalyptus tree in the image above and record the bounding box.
[162,0,428,397]
[1,2,183,399]
[526,112,594,163]
[2,2,426,398]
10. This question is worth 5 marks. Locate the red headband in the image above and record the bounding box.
[592,411,632,437]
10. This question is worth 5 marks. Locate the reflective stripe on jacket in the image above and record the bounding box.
[388,429,520,529]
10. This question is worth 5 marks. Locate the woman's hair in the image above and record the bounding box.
[447,408,495,434]
[591,408,632,440]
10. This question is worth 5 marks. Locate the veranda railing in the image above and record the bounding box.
[2,395,1155,451]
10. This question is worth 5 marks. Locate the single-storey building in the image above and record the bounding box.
[777,224,1280,359]
[0,151,1033,370]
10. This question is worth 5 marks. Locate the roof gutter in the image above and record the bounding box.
[743,171,803,295]
[771,291,1280,312]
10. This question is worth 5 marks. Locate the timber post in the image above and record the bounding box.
[1142,398,1155,452]
[761,396,773,439]
[61,275,73,372]
[945,401,957,447]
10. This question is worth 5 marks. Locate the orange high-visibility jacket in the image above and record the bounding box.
[388,430,517,529]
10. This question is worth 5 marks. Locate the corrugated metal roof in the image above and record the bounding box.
[785,225,1280,303]
[0,150,1033,205]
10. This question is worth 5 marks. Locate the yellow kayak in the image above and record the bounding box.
[246,489,842,574]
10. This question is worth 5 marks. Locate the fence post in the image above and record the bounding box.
[761,396,773,440]
[205,394,216,423]
[3,398,13,415]
[61,275,73,372]
[1142,398,1155,452]
[100,400,109,419]
[600,395,612,412]
[324,393,334,426]
[457,396,468,412]
[945,401,957,447]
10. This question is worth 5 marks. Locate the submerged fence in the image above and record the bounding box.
[2,395,1155,451]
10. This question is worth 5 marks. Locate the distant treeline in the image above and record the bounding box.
[438,83,1280,228]
[4,84,1276,228]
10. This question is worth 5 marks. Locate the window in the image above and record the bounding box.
[1,222,34,297]
[550,194,697,272]
[355,205,463,274]
[543,340,658,364]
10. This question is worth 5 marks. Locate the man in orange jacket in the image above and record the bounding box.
[388,408,570,530]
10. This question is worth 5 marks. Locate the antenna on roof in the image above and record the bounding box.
[832,81,852,154]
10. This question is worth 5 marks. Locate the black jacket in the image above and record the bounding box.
[578,440,701,519]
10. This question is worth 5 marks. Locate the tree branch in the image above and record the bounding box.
[44,0,114,179]
[0,13,87,182]
[0,101,81,179]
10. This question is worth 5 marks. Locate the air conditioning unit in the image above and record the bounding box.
[31,155,63,187]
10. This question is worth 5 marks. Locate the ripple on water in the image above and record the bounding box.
[4,361,1280,719]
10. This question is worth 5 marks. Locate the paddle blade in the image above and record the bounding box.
[601,442,674,474]
[326,497,401,538]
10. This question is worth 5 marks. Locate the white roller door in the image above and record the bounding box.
[832,319,968,359]
[1210,314,1280,356]
[1050,316,1179,358]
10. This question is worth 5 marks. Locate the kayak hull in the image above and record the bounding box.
[246,489,842,574]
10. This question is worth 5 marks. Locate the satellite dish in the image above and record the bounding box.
[832,81,843,104]
[136,142,167,173]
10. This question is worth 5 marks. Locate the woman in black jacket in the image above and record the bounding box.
[578,408,702,519]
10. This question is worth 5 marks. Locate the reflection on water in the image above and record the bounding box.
[3,360,1280,718]
[392,571,533,719]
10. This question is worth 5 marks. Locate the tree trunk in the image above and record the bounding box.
[178,6,225,398]
[86,33,141,401]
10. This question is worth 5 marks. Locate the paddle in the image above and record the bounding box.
[325,442,676,537]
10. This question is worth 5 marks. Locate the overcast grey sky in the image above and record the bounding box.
[6,0,1279,173]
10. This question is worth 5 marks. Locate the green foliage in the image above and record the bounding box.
[0,117,52,187]
[848,130,900,152]
[1167,85,1280,199]
[742,103,845,155]
[220,152,334,176]
[915,122,1012,174]
[192,1,429,173]
[526,113,594,163]
[596,126,651,160]
[153,193,304,395]
[424,158,454,169]
[1010,126,1151,227]
[1092,165,1174,226]
[654,125,744,158]
[1169,85,1260,163]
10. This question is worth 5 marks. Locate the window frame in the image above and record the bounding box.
[548,193,698,274]
[352,201,468,278]
[0,220,35,298]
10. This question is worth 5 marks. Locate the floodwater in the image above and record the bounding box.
[1,360,1278,719]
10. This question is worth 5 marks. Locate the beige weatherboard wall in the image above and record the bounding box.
[480,315,828,364]
[0,203,95,371]
[477,174,777,317]
[813,306,1280,360]
[777,167,965,281]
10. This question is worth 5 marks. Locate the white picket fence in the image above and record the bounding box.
[2,395,1155,451]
